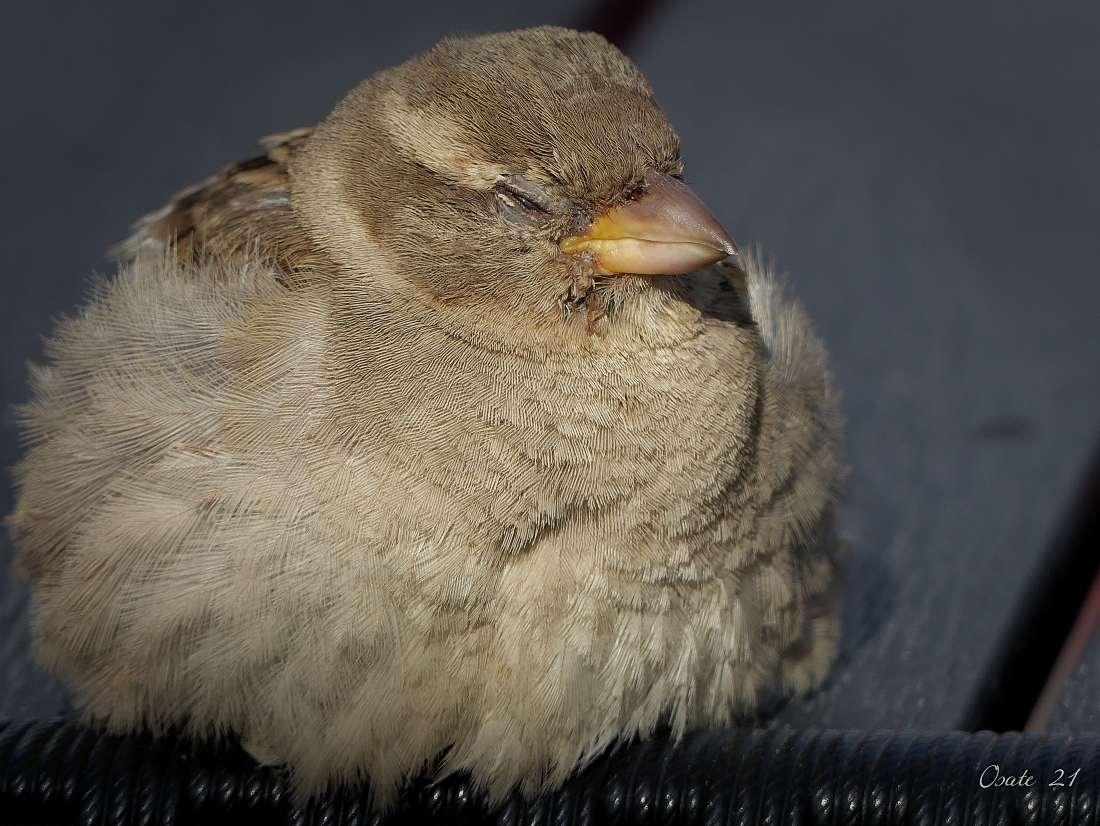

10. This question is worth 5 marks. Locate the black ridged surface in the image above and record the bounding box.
[2,720,1100,825]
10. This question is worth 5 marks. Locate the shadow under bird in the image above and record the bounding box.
[6,26,845,809]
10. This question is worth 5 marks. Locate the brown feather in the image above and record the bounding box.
[110,128,329,282]
[8,26,845,810]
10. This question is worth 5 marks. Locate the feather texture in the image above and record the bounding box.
[7,26,844,810]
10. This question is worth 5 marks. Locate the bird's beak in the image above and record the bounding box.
[560,171,737,275]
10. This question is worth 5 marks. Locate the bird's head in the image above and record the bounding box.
[291,26,736,336]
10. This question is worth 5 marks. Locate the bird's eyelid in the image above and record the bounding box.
[497,186,543,213]
[495,174,556,212]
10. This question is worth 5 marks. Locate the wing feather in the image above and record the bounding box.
[109,128,325,280]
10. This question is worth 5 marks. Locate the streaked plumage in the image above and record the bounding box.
[7,26,845,808]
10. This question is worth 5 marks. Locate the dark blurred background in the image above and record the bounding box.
[2,0,1099,731]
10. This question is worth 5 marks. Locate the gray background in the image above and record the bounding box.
[3,1,1099,730]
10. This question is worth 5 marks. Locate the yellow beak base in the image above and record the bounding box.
[560,172,737,275]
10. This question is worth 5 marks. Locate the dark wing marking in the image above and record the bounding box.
[109,128,323,277]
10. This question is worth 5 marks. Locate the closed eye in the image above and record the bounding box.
[495,174,558,212]
[503,187,542,212]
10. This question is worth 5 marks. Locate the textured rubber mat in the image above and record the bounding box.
[2,718,1099,825]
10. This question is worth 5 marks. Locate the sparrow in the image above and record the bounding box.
[7,26,845,809]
